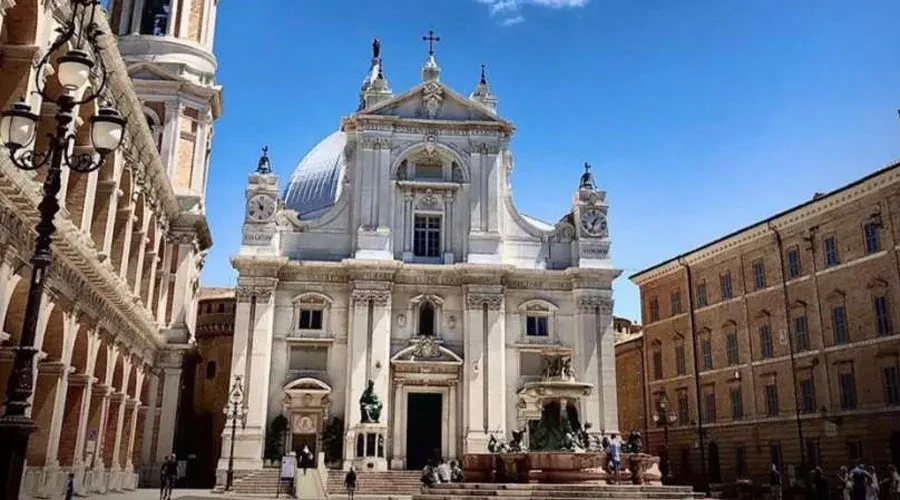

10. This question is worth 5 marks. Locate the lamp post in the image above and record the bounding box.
[224,376,248,491]
[652,393,678,482]
[0,2,127,498]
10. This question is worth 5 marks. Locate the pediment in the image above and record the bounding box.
[361,81,506,124]
[126,62,187,83]
[391,338,463,364]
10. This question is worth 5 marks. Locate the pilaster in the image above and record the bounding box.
[575,293,617,434]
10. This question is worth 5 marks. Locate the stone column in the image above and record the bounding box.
[155,242,173,325]
[370,292,392,415]
[123,399,141,488]
[244,287,275,438]
[345,292,370,429]
[168,233,196,329]
[154,351,183,464]
[139,371,159,475]
[484,293,506,435]
[575,294,617,434]
[130,0,145,33]
[463,291,486,452]
[87,384,112,470]
[390,382,404,469]
[448,384,458,459]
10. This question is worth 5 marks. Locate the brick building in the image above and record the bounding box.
[629,162,900,488]
[176,287,236,487]
[614,318,646,439]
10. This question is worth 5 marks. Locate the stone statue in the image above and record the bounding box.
[359,379,382,423]
[562,356,574,379]
[372,38,381,59]
[509,429,526,452]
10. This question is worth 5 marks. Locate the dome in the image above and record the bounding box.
[283,131,346,219]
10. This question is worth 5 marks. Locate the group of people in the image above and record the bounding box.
[838,462,900,500]
[158,455,179,500]
[768,462,900,500]
[422,459,465,487]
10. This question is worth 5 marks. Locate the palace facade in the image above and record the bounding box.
[223,41,621,481]
[0,0,220,496]
[629,162,900,487]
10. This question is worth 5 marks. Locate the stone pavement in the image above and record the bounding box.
[77,489,287,499]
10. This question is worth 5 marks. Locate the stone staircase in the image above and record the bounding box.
[232,467,293,497]
[327,470,423,497]
[413,483,703,500]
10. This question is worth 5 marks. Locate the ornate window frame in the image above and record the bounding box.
[517,299,558,343]
[291,292,332,338]
[408,294,444,338]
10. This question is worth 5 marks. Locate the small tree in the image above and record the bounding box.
[322,417,344,467]
[264,415,289,463]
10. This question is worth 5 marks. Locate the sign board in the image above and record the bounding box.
[280,455,297,479]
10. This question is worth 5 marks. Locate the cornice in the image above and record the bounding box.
[631,159,900,285]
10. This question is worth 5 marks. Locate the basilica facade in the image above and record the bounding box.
[224,40,620,476]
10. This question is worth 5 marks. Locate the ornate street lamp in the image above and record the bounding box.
[652,393,678,482]
[0,2,127,498]
[223,376,248,491]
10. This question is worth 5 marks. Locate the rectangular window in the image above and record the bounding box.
[649,297,660,322]
[675,345,687,376]
[824,236,840,267]
[800,378,816,413]
[832,305,849,345]
[671,291,682,314]
[794,315,810,352]
[704,392,717,422]
[652,351,663,380]
[765,384,779,416]
[752,259,766,290]
[677,391,690,423]
[730,388,743,420]
[839,372,857,410]
[874,296,892,336]
[726,333,739,366]
[864,222,881,254]
[697,282,708,307]
[526,316,549,337]
[413,215,441,257]
[847,441,863,464]
[806,440,821,468]
[770,443,783,471]
[883,366,900,405]
[759,324,774,359]
[735,446,747,476]
[720,272,733,301]
[299,309,323,330]
[787,247,801,279]
[701,339,713,371]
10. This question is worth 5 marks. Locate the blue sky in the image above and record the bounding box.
[201,0,900,322]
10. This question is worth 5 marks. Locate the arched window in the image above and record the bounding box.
[218,303,225,313]
[141,0,172,36]
[418,302,435,336]
[205,361,216,379]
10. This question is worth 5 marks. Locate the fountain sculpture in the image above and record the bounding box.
[463,353,661,484]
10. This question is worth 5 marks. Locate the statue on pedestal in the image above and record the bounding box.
[359,379,383,423]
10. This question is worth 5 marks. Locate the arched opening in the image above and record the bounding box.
[0,0,40,111]
[140,0,173,35]
[110,168,134,274]
[418,301,435,336]
[90,154,119,252]
[26,301,65,466]
[206,361,216,380]
[2,276,29,347]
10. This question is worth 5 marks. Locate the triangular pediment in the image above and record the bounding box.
[361,81,506,124]
[126,62,188,83]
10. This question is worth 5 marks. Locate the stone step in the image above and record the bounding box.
[415,494,699,500]
[432,484,694,492]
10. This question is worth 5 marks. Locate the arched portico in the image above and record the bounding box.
[282,377,332,463]
[389,341,462,470]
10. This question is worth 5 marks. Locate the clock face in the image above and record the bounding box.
[247,194,276,222]
[580,208,608,237]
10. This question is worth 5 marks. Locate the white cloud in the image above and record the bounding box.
[475,0,588,26]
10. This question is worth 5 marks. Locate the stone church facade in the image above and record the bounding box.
[225,41,621,476]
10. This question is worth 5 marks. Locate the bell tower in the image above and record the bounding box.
[107,0,223,208]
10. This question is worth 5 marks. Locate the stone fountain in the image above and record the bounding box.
[463,354,661,484]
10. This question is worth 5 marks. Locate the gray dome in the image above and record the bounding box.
[283,131,346,219]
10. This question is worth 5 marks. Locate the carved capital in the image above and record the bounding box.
[577,296,613,314]
[351,289,391,306]
[361,137,390,150]
[235,285,275,303]
[466,293,503,310]
[168,232,196,246]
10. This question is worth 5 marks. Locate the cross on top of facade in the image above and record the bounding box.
[422,30,440,56]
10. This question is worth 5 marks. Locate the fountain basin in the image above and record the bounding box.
[462,452,662,485]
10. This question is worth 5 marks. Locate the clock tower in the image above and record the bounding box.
[242,147,281,252]
[573,163,611,268]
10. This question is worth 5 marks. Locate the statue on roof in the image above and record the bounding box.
[372,38,381,59]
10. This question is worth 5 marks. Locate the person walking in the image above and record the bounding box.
[345,465,357,500]
[851,462,870,500]
[607,433,622,484]
[770,464,783,500]
[301,445,313,475]
[164,455,178,500]
[839,466,853,500]
[65,472,75,500]
[812,467,829,500]
[866,465,880,500]
[888,465,900,500]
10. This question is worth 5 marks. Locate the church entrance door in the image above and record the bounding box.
[406,393,442,470]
